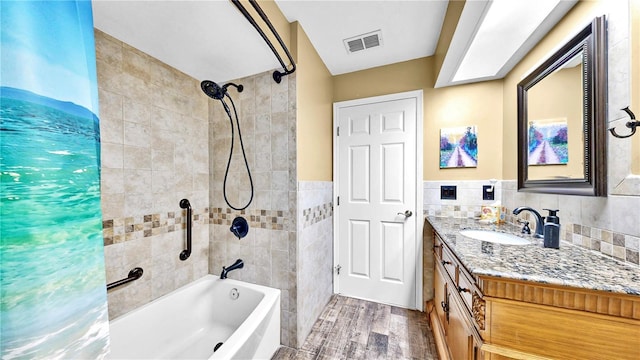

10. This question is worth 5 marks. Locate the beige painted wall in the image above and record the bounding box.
[254,0,291,63]
[333,58,504,181]
[333,57,433,103]
[434,0,465,80]
[425,81,503,180]
[273,0,634,183]
[292,23,334,181]
[503,0,610,179]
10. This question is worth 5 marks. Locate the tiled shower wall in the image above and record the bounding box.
[297,181,333,345]
[208,71,299,347]
[95,30,210,319]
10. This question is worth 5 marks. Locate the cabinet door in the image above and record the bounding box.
[434,263,448,330]
[447,292,472,360]
[471,335,484,360]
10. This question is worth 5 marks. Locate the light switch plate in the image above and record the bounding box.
[441,185,457,200]
[483,185,495,200]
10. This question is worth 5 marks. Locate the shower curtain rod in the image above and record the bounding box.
[231,0,296,84]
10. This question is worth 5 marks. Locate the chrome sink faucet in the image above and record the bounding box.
[512,207,544,238]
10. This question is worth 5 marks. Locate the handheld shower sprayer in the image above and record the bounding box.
[200,80,254,211]
[201,81,244,100]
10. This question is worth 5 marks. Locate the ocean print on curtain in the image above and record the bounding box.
[0,1,109,358]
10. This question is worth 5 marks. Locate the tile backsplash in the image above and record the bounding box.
[424,180,639,266]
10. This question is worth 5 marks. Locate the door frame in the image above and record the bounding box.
[332,90,424,310]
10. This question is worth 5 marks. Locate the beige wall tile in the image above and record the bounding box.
[99,29,208,320]
[101,143,123,169]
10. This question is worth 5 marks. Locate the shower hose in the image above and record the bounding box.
[219,95,254,211]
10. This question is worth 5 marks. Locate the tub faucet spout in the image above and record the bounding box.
[512,207,544,238]
[220,259,244,279]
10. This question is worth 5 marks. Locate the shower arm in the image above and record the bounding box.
[230,0,296,84]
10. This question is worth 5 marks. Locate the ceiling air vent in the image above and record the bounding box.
[344,30,383,54]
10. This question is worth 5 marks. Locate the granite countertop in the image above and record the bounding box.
[426,216,640,296]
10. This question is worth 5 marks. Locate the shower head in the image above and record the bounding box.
[200,80,244,100]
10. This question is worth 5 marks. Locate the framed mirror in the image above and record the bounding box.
[518,16,607,196]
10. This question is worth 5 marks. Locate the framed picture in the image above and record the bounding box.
[528,119,568,165]
[440,126,478,168]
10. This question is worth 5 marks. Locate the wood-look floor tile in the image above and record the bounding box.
[294,350,317,360]
[300,319,333,354]
[351,301,376,345]
[344,341,367,359]
[272,346,297,359]
[271,295,438,360]
[322,302,356,351]
[371,302,391,335]
[365,332,388,360]
[389,313,410,358]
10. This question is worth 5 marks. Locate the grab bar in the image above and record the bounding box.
[230,0,296,84]
[179,199,192,261]
[107,267,143,290]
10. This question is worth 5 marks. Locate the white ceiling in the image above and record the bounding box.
[92,0,283,83]
[92,0,576,87]
[274,0,448,75]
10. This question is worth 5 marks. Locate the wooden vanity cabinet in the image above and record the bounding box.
[431,235,485,360]
[429,231,640,360]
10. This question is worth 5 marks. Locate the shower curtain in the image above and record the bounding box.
[1,1,110,358]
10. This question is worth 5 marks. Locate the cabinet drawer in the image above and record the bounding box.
[434,234,444,260]
[440,246,458,284]
[457,270,474,313]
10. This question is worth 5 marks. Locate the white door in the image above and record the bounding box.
[333,91,423,309]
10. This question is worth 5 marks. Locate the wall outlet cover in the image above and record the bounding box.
[441,185,457,200]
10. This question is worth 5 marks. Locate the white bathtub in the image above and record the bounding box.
[107,275,280,360]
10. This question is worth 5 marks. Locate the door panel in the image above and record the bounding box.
[336,96,418,308]
[381,221,404,282]
[349,146,370,202]
[349,220,370,277]
[382,143,404,203]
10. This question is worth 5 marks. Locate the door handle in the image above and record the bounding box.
[397,210,413,218]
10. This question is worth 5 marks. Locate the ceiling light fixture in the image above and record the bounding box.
[453,0,562,82]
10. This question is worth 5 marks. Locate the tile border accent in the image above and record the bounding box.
[302,202,333,229]
[209,207,288,230]
[424,204,481,219]
[103,207,289,246]
[562,222,639,265]
[509,211,639,266]
[102,209,206,245]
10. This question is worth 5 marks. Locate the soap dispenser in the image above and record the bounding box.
[543,209,560,249]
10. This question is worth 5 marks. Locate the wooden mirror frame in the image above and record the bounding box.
[517,16,607,196]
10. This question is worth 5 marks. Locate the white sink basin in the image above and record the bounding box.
[459,229,531,246]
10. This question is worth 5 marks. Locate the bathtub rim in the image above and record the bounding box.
[107,274,281,359]
[205,275,281,359]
